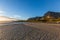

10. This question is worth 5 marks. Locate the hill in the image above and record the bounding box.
[44,11,60,19]
[27,11,60,23]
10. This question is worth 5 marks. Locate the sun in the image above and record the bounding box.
[0,17,9,21]
[0,17,7,21]
[0,16,15,22]
[0,11,16,21]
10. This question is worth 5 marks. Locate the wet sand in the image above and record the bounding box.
[0,22,60,40]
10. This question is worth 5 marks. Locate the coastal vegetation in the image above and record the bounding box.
[16,11,60,23]
[26,11,60,23]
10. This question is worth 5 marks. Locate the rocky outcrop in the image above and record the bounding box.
[44,11,60,19]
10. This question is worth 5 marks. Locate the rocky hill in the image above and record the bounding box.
[44,11,60,19]
[27,11,60,22]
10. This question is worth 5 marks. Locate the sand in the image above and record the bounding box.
[0,22,60,40]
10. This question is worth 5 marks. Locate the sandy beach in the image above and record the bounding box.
[0,22,60,40]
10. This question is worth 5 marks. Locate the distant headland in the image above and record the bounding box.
[16,11,60,23]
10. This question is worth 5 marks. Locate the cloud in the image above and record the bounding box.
[0,11,5,14]
[10,15,21,19]
[0,11,5,16]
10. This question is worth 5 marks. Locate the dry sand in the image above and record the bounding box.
[0,22,60,40]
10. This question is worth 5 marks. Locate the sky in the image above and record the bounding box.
[0,0,60,20]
